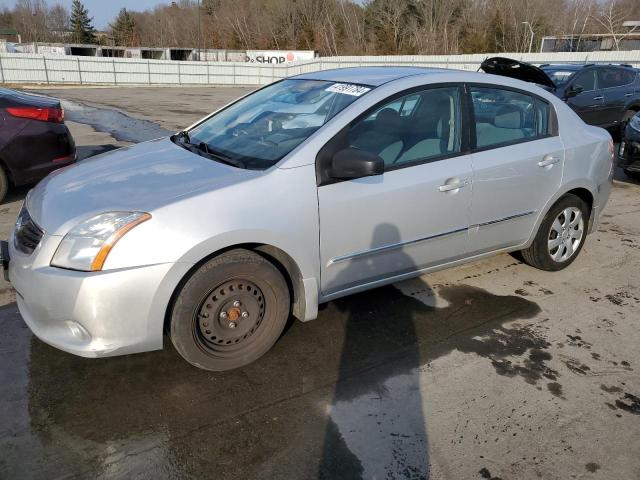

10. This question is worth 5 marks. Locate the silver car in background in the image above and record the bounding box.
[4,67,613,371]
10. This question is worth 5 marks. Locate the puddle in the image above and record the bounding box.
[62,100,173,143]
[2,283,546,479]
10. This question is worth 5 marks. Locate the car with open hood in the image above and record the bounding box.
[480,57,640,134]
[2,67,613,371]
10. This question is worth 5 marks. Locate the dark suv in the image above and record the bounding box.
[481,57,640,134]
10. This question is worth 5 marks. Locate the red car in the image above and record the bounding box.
[0,88,76,202]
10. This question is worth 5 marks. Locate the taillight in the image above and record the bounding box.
[6,106,64,123]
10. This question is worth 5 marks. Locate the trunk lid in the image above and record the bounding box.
[480,57,556,89]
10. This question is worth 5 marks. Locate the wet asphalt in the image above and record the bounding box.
[0,87,639,480]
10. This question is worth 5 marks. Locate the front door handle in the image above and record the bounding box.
[438,179,468,192]
[592,96,604,101]
[539,155,560,167]
[625,93,633,97]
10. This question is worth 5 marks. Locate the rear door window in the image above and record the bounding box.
[470,87,550,149]
[598,67,636,88]
[597,67,633,89]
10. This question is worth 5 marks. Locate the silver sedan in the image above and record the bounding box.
[4,67,613,371]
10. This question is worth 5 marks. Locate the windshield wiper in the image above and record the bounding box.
[172,131,245,168]
[196,141,246,168]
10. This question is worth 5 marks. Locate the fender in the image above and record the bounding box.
[523,180,598,249]
[173,229,319,322]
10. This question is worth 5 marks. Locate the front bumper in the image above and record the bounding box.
[7,232,191,358]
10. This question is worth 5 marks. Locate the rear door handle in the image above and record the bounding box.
[538,155,560,167]
[625,93,633,97]
[438,179,469,192]
[592,96,604,101]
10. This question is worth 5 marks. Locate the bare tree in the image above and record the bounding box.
[591,0,628,50]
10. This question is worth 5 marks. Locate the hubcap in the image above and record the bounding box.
[195,280,265,350]
[548,207,584,263]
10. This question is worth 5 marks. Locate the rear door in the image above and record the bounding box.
[467,85,564,255]
[598,67,637,127]
[565,69,604,126]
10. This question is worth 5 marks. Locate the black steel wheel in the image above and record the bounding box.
[170,249,290,371]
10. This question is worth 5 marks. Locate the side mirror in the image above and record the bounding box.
[565,85,584,98]
[331,147,384,180]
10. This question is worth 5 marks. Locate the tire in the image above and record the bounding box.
[624,169,640,181]
[0,166,9,204]
[520,194,589,271]
[170,249,290,371]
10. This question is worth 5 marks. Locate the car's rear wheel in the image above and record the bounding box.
[624,169,640,181]
[170,249,290,371]
[520,194,588,271]
[0,166,9,204]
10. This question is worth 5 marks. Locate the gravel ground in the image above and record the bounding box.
[0,86,638,480]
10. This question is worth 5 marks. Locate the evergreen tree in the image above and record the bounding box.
[110,8,137,46]
[70,0,96,44]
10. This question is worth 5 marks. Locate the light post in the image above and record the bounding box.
[197,0,202,61]
[522,21,534,54]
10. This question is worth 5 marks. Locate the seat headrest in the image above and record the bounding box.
[494,105,524,129]
[411,98,450,135]
[375,108,400,130]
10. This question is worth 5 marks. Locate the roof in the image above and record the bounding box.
[540,63,637,71]
[540,64,587,71]
[292,66,448,87]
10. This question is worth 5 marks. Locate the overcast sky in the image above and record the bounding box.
[1,0,169,29]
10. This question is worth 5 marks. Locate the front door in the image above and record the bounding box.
[467,85,564,255]
[566,69,604,126]
[318,85,472,297]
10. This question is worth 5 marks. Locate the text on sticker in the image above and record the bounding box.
[326,83,371,97]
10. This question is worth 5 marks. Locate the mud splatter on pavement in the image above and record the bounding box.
[547,382,564,398]
[615,393,640,415]
[563,359,591,375]
[479,467,503,479]
[585,462,601,473]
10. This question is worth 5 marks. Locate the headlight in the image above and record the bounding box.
[51,212,151,271]
[630,114,640,133]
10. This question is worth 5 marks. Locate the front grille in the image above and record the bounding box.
[14,206,44,254]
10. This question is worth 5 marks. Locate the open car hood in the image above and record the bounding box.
[480,57,556,89]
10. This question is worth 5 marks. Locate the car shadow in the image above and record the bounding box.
[10,225,549,479]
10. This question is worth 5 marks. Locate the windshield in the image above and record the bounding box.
[541,68,577,87]
[185,79,372,169]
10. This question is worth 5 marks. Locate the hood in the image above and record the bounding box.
[27,137,258,235]
[480,57,556,89]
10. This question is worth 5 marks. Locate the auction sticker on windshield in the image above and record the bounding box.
[325,83,371,96]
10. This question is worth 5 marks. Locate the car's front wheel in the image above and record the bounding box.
[170,249,290,371]
[520,194,589,271]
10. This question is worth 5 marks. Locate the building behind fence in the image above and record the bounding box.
[1,50,639,87]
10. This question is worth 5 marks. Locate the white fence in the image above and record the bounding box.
[1,50,640,86]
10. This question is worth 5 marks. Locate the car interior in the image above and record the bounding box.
[348,88,460,167]
[347,86,541,165]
